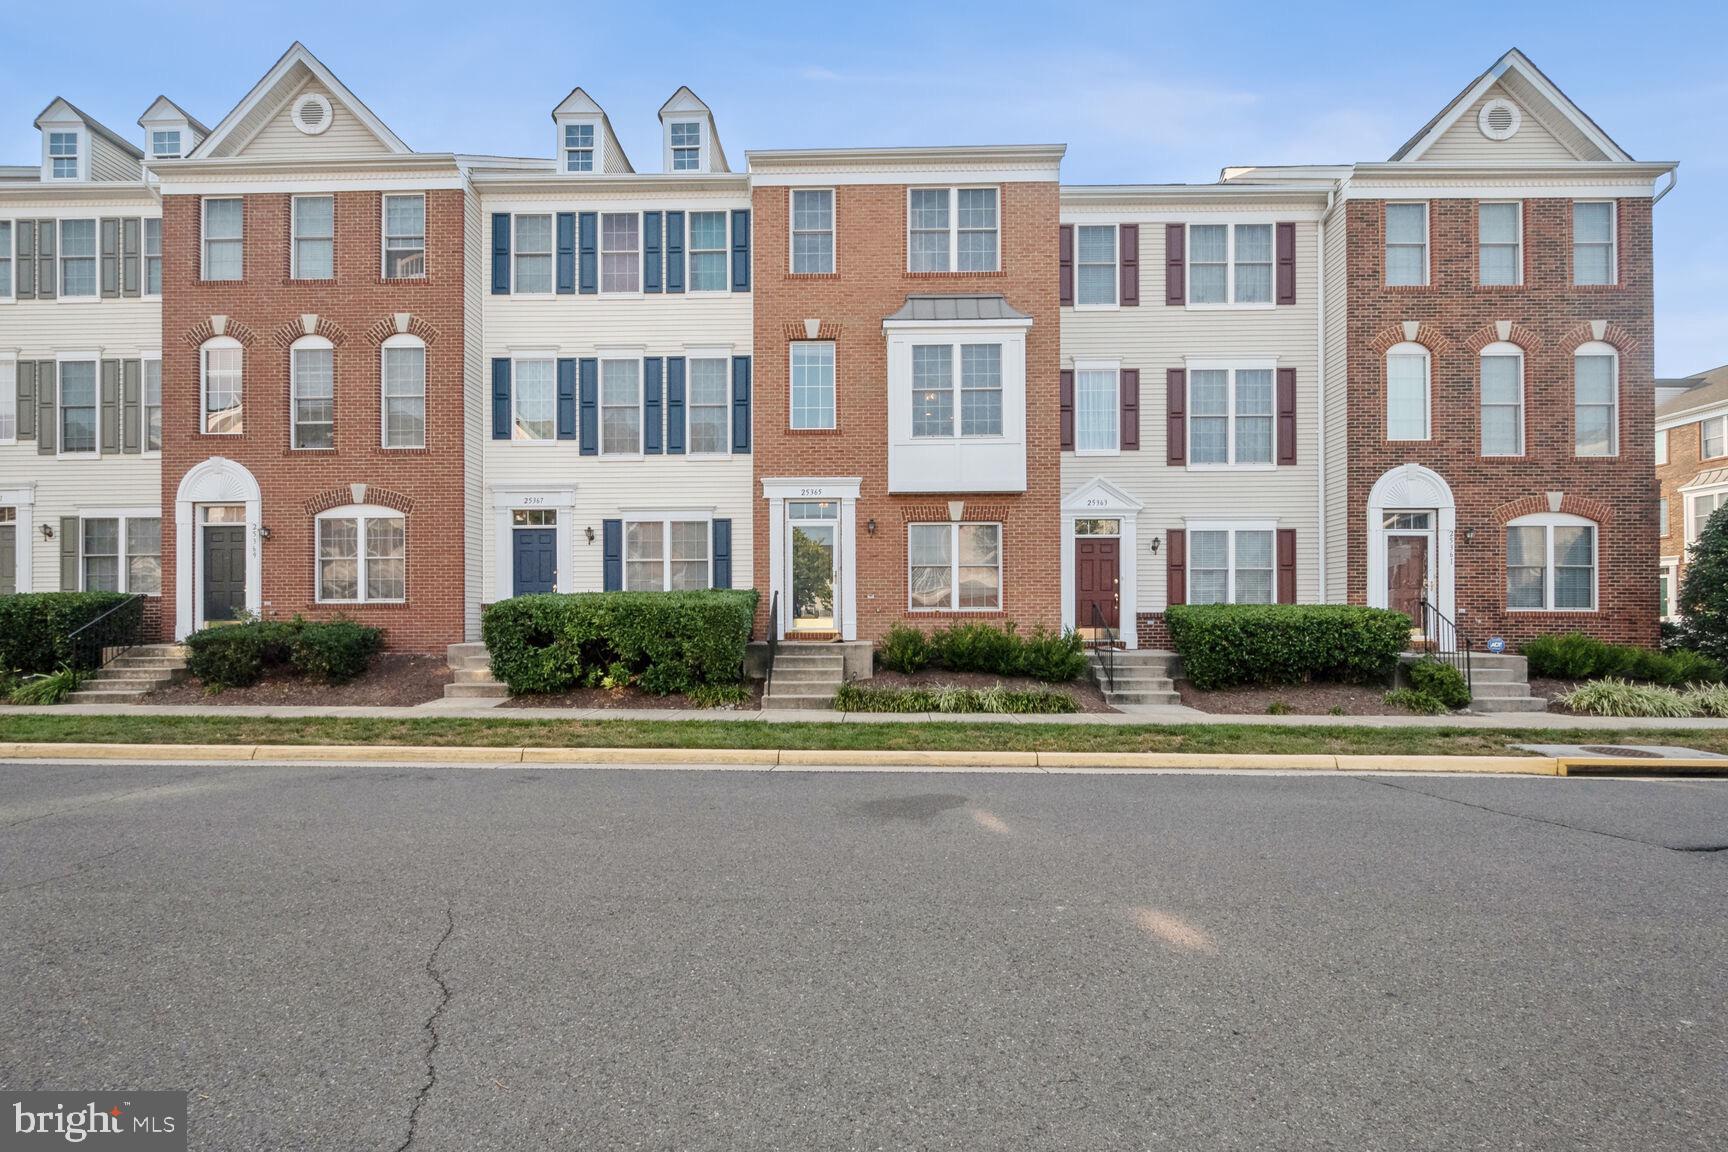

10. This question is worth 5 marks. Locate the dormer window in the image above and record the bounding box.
[150,129,182,159]
[48,131,79,180]
[670,122,701,171]
[563,123,595,173]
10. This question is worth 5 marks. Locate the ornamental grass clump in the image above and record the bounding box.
[1555,678,1693,718]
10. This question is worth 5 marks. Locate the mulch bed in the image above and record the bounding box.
[145,653,452,707]
[1176,679,1408,716]
[1529,678,1584,714]
[866,668,1114,713]
[503,680,765,711]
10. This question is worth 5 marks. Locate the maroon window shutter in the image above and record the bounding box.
[1120,368,1140,451]
[1276,367,1297,465]
[1167,530,1186,607]
[1058,225,1074,306]
[1165,368,1186,465]
[1059,369,1075,451]
[1276,529,1297,604]
[1165,224,1185,305]
[1119,224,1139,306]
[1275,222,1296,305]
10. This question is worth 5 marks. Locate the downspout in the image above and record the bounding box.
[1652,168,1677,205]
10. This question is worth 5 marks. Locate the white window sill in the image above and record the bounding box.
[56,296,101,304]
[56,452,100,461]
[598,452,647,460]
[1185,302,1276,312]
[508,291,557,300]
[382,443,427,451]
[684,289,733,298]
[1186,462,1277,472]
[1074,447,1120,458]
[315,599,407,606]
[790,423,838,432]
[1387,436,1431,443]
[907,605,1003,614]
[598,290,646,300]
[1573,452,1621,459]
[1073,302,1120,312]
[1506,607,1598,614]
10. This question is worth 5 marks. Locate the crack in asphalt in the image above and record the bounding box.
[396,907,456,1152]
[1358,776,1718,854]
[0,846,133,897]
[0,774,208,831]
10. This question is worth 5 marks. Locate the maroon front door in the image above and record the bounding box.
[1076,537,1120,633]
[1386,535,1429,626]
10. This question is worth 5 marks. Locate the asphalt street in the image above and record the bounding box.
[1,759,1724,1151]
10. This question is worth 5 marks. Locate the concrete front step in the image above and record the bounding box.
[765,691,839,710]
[774,654,845,668]
[770,666,845,685]
[66,689,153,704]
[1103,690,1182,706]
[443,642,507,698]
[1469,696,1549,713]
[442,681,509,699]
[1469,681,1538,698]
[451,666,499,684]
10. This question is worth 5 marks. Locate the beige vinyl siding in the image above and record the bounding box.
[237,80,395,160]
[0,448,161,590]
[1321,206,1350,603]
[463,182,485,639]
[602,130,631,175]
[1059,208,1323,613]
[86,135,141,183]
[1420,87,1583,164]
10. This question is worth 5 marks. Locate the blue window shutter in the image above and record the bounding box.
[491,213,511,294]
[603,520,622,591]
[731,209,751,292]
[712,519,732,589]
[643,357,664,454]
[731,355,752,454]
[555,213,576,294]
[665,211,685,294]
[578,212,598,294]
[664,357,686,455]
[556,358,577,439]
[578,358,599,455]
[491,358,511,439]
[643,211,663,293]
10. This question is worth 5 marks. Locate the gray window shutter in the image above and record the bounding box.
[100,360,122,453]
[15,221,35,298]
[121,218,141,297]
[36,363,55,455]
[36,221,55,300]
[100,218,120,298]
[122,359,141,453]
[60,517,79,590]
[16,360,35,439]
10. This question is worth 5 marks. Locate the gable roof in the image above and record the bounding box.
[549,86,633,172]
[34,98,144,159]
[138,95,212,136]
[1390,48,1632,164]
[659,86,727,171]
[1657,365,1728,422]
[191,41,410,159]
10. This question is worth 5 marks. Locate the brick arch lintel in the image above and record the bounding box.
[782,320,841,341]
[1368,322,1451,357]
[181,316,259,348]
[1557,320,1639,356]
[364,314,442,347]
[899,503,1013,523]
[301,485,415,517]
[1492,492,1613,526]
[271,315,350,350]
[1463,321,1544,354]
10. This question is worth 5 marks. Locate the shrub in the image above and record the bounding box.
[1266,699,1291,715]
[8,665,84,705]
[1166,604,1412,690]
[686,682,753,709]
[1016,625,1089,682]
[1384,687,1447,715]
[1555,678,1693,718]
[833,680,1078,714]
[1521,632,1723,686]
[1683,682,1728,718]
[930,621,1023,674]
[1679,501,1728,664]
[184,617,382,690]
[483,590,757,696]
[1407,659,1471,710]
[877,624,933,674]
[289,618,383,685]
[0,592,143,676]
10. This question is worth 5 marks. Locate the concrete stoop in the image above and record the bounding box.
[443,642,508,700]
[765,646,846,710]
[1464,653,1546,714]
[1088,648,1181,708]
[66,645,188,703]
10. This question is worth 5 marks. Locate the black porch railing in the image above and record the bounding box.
[1415,595,1472,694]
[764,590,780,698]
[1089,600,1118,694]
[64,593,145,673]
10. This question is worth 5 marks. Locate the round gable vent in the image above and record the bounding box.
[292,93,333,136]
[1478,98,1521,141]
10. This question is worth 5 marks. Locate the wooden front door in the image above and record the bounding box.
[202,526,247,623]
[1386,534,1429,626]
[1075,537,1120,633]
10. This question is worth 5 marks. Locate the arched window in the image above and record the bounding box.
[1479,341,1524,456]
[1385,342,1429,441]
[380,334,426,449]
[315,504,405,603]
[1574,341,1618,457]
[200,336,243,435]
[1507,512,1597,611]
[290,334,334,450]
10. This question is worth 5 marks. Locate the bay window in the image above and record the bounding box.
[1507,513,1596,611]
[908,522,1001,611]
[910,342,1002,438]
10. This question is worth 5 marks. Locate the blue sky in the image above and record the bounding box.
[3,0,1720,375]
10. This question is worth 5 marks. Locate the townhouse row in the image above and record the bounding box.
[0,45,1675,656]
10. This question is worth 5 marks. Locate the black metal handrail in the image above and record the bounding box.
[1089,600,1117,694]
[65,593,145,672]
[1415,595,1472,694]
[764,590,780,698]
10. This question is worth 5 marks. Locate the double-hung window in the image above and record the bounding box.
[201,338,242,434]
[563,123,594,172]
[292,195,333,279]
[142,359,162,452]
[686,357,729,454]
[790,342,835,430]
[1478,202,1521,285]
[1385,344,1430,441]
[1075,225,1117,306]
[1188,223,1272,305]
[317,508,405,602]
[791,189,834,274]
[512,359,554,441]
[0,361,15,441]
[687,212,727,292]
[1574,345,1618,456]
[625,520,710,590]
[600,213,640,293]
[143,219,162,295]
[1385,203,1428,286]
[670,122,702,171]
[291,338,334,450]
[0,221,11,299]
[910,343,1002,438]
[202,198,243,281]
[1188,366,1273,465]
[908,187,999,272]
[1507,514,1596,611]
[58,360,98,454]
[600,358,641,454]
[49,131,79,180]
[512,215,553,294]
[80,517,160,595]
[1479,345,1524,456]
[383,194,425,279]
[1573,202,1615,285]
[60,220,97,297]
[908,522,1001,611]
[1188,526,1276,605]
[1701,414,1727,461]
[1075,365,1119,454]
[150,129,181,159]
[1690,490,1728,545]
[382,337,426,449]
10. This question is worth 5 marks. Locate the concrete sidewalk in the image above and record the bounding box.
[2,700,1727,730]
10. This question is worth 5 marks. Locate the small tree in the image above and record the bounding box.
[1678,503,1728,663]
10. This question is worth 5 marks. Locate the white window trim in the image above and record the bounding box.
[314,503,407,604]
[141,355,162,456]
[1574,341,1620,458]
[1479,341,1525,457]
[666,121,706,173]
[77,509,162,595]
[1185,222,1276,310]
[684,210,731,296]
[1573,200,1617,286]
[598,354,646,457]
[1700,414,1728,462]
[290,194,335,281]
[559,118,600,174]
[1683,482,1728,546]
[381,333,427,450]
[905,186,1001,274]
[201,198,243,282]
[0,219,14,303]
[788,340,837,431]
[1072,357,1121,457]
[683,348,733,457]
[1659,557,1680,622]
[1506,511,1598,613]
[598,210,645,298]
[508,355,557,445]
[55,353,100,459]
[908,339,1009,441]
[789,187,836,275]
[621,515,715,591]
[1074,223,1119,310]
[150,128,182,159]
[141,217,163,299]
[56,218,99,303]
[1186,359,1278,470]
[1477,201,1523,286]
[906,521,1003,613]
[1182,519,1280,606]
[1384,201,1430,287]
[510,212,555,297]
[1385,342,1431,442]
[381,193,427,281]
[0,355,15,444]
[289,334,335,451]
[1655,427,1669,466]
[44,127,84,182]
[200,336,243,437]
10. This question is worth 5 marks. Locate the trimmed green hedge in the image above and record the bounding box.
[482,590,758,695]
[875,621,1089,682]
[184,617,383,690]
[1166,604,1412,690]
[0,592,143,675]
[835,681,1078,714]
[1521,632,1723,686]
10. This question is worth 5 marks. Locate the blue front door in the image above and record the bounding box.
[512,528,557,595]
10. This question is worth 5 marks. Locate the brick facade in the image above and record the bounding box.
[750,180,1062,642]
[1658,404,1728,590]
[1344,196,1658,646]
[159,189,467,651]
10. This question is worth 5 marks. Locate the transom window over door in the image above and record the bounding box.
[1188,527,1274,605]
[1188,223,1272,304]
[911,343,1003,438]
[1507,514,1596,611]
[907,187,999,273]
[909,522,1001,611]
[1188,367,1273,465]
[791,189,834,274]
[1480,344,1524,456]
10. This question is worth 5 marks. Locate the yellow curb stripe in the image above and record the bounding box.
[522,747,778,767]
[777,749,1042,769]
[1333,754,1557,775]
[0,742,252,761]
[250,744,526,763]
[1038,752,1336,771]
